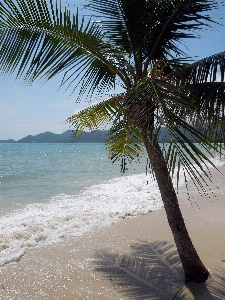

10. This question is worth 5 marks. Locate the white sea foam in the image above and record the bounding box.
[0,172,163,267]
[0,155,224,267]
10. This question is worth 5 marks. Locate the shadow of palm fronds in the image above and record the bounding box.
[94,240,185,299]
[209,265,225,299]
[179,265,225,300]
[94,240,225,299]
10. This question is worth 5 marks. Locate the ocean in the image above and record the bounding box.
[0,143,224,267]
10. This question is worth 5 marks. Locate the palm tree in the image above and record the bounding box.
[1,0,225,282]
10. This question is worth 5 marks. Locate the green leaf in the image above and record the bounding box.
[107,119,144,162]
[0,0,132,95]
[67,95,124,133]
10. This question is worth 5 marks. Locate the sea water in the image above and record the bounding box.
[0,143,224,267]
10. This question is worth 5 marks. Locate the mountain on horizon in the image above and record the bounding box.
[0,127,189,143]
[0,130,109,143]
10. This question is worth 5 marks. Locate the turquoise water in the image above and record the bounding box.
[0,143,163,266]
[0,142,223,212]
[0,142,223,267]
[0,143,146,209]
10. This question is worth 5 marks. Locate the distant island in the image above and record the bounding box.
[0,127,188,143]
[0,130,109,143]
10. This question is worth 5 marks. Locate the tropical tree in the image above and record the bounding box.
[1,0,225,283]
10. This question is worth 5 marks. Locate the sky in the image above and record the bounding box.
[0,1,225,140]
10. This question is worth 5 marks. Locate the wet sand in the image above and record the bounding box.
[0,164,224,299]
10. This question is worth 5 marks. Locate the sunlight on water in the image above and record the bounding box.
[0,142,224,266]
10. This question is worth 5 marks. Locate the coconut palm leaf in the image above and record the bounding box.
[67,94,144,161]
[123,75,222,187]
[170,52,225,141]
[106,119,145,162]
[0,0,133,96]
[189,82,225,141]
[174,51,225,84]
[83,0,131,52]
[86,0,219,66]
[67,94,124,135]
[158,85,224,191]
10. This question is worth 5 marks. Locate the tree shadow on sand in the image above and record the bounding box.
[94,240,225,299]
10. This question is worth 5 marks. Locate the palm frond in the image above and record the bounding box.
[67,95,124,135]
[84,0,131,52]
[123,76,224,189]
[107,118,145,162]
[171,52,225,141]
[67,93,144,162]
[86,0,219,65]
[174,51,225,84]
[188,82,225,141]
[0,0,132,95]
[142,0,220,64]
[159,89,224,188]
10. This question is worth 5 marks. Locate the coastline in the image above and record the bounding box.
[0,165,224,299]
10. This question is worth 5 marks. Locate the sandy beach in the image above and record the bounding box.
[0,164,224,300]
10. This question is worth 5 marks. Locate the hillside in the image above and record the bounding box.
[0,127,194,143]
[0,130,108,143]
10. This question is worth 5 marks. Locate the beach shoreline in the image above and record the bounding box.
[0,165,224,299]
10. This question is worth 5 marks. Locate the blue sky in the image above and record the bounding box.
[0,1,225,140]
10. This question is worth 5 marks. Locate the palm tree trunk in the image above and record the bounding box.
[141,128,209,282]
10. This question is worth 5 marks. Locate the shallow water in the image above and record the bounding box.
[0,143,158,266]
[0,143,224,266]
